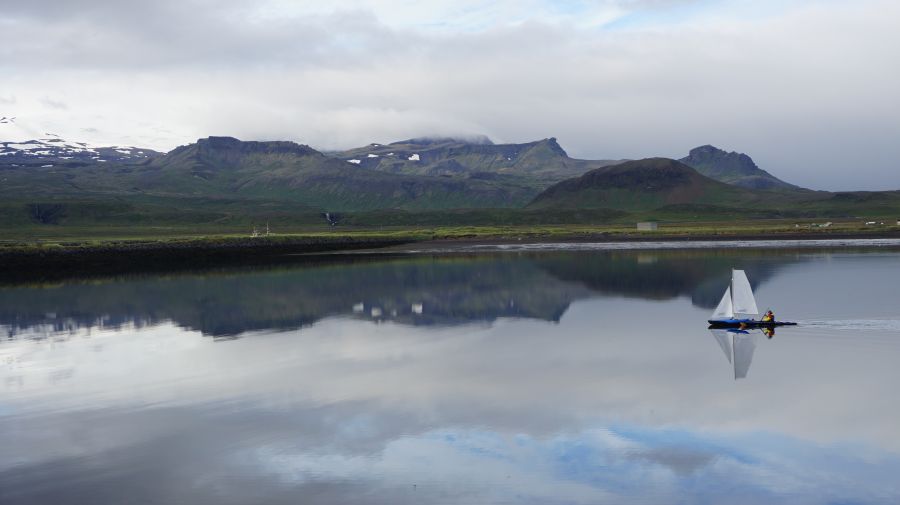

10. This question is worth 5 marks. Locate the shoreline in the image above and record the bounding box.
[2,230,900,284]
[374,237,900,254]
[373,230,900,249]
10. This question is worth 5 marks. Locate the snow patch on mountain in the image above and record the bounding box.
[1,132,160,166]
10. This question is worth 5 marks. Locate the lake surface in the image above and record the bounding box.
[2,244,900,504]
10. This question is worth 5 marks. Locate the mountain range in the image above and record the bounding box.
[138,136,536,210]
[1,132,898,229]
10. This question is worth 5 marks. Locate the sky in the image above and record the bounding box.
[1,0,899,190]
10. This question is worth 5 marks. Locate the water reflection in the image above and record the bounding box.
[710,329,760,379]
[3,248,900,504]
[1,249,805,339]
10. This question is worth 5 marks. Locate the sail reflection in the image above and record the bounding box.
[710,329,761,380]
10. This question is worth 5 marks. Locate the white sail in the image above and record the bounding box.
[711,286,733,320]
[730,269,759,317]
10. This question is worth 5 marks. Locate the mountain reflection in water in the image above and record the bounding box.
[1,249,797,339]
[3,247,900,504]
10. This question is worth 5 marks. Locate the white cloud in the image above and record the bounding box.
[0,0,898,189]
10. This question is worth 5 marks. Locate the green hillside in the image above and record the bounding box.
[3,137,900,238]
[528,157,900,220]
[0,137,539,213]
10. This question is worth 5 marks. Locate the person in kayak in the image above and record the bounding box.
[761,310,775,323]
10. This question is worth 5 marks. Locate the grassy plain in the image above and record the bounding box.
[2,216,897,285]
[2,218,898,251]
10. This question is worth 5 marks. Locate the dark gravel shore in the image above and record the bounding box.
[0,236,415,284]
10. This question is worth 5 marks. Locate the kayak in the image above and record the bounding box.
[708,319,797,329]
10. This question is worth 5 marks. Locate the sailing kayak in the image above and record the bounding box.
[708,319,797,328]
[707,268,797,329]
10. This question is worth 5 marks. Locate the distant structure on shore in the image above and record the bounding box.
[250,222,270,237]
[637,222,658,231]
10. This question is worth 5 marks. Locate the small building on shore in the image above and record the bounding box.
[637,222,659,231]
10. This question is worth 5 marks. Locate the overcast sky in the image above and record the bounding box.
[1,0,898,190]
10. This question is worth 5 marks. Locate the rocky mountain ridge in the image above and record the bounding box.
[331,136,621,182]
[679,145,797,190]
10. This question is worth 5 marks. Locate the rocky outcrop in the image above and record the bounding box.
[679,145,798,190]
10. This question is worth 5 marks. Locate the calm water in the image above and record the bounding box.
[2,245,900,504]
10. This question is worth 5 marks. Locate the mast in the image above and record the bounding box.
[731,269,735,310]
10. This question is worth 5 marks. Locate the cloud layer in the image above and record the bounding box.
[1,0,898,190]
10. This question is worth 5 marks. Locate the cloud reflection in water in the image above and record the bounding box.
[2,249,900,504]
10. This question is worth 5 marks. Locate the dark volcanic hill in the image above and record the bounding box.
[332,136,622,182]
[528,158,760,211]
[679,145,797,190]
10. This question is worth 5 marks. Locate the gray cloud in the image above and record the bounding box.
[0,1,404,70]
[1,0,898,190]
